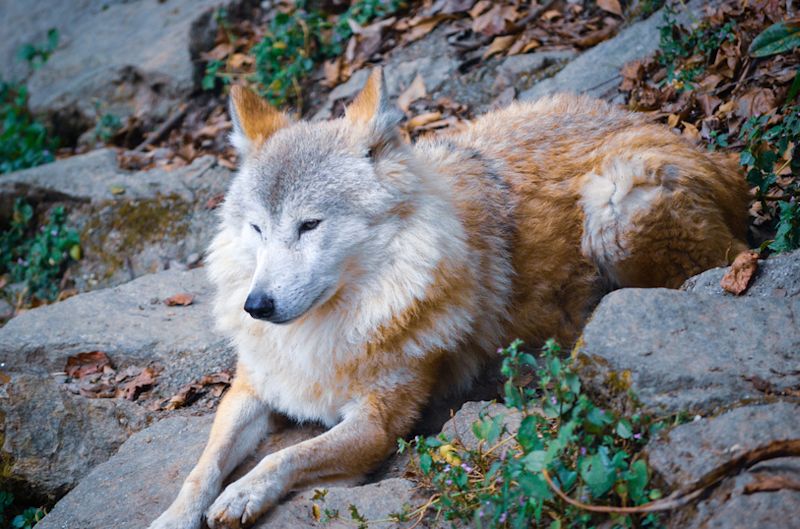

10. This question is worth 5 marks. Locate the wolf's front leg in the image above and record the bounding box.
[148,374,272,529]
[206,391,422,529]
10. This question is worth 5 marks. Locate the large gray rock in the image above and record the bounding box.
[0,268,234,499]
[22,0,248,137]
[646,402,800,529]
[519,1,704,101]
[576,288,800,414]
[682,249,800,298]
[0,268,231,385]
[37,413,420,529]
[0,1,128,83]
[312,25,576,120]
[0,150,232,292]
[0,373,149,501]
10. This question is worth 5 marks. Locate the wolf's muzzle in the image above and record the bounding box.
[244,292,276,321]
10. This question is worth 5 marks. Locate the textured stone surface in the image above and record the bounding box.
[0,268,231,384]
[682,249,800,298]
[23,0,245,136]
[0,151,232,292]
[0,372,150,501]
[519,1,704,101]
[646,402,800,529]
[0,268,234,499]
[36,413,421,529]
[440,400,523,451]
[577,288,800,414]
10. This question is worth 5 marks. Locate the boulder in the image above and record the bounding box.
[519,1,704,101]
[22,0,255,139]
[0,267,231,388]
[0,268,234,499]
[682,249,800,298]
[0,150,232,292]
[646,402,800,529]
[0,373,149,502]
[576,288,800,414]
[36,413,421,529]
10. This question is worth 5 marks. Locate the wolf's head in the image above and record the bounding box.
[221,69,417,324]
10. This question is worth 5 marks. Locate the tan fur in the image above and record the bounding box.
[230,85,291,147]
[149,74,749,529]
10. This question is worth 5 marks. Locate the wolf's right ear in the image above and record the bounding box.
[229,85,291,156]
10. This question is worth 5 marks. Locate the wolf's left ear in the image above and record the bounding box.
[229,85,291,156]
[345,68,403,156]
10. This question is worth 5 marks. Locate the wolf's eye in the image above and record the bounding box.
[299,219,321,235]
[250,223,262,235]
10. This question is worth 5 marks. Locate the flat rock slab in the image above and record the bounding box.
[576,288,800,414]
[23,0,240,133]
[519,1,704,101]
[1,372,149,501]
[0,268,234,499]
[646,402,800,529]
[0,150,232,292]
[682,249,800,298]
[38,413,421,529]
[0,268,230,382]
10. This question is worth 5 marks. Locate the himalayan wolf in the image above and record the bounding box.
[149,68,747,528]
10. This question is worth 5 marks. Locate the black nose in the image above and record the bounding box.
[244,293,275,320]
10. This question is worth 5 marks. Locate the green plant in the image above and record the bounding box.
[0,81,57,174]
[0,491,46,529]
[93,112,122,143]
[657,7,735,89]
[0,199,81,301]
[17,28,59,69]
[203,0,405,106]
[739,104,800,252]
[749,19,800,57]
[398,339,666,529]
[11,507,46,529]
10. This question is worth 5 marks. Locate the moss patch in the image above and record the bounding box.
[80,194,192,279]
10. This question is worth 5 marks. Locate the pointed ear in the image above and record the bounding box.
[229,85,290,156]
[345,68,403,156]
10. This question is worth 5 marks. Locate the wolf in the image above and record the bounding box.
[148,68,748,529]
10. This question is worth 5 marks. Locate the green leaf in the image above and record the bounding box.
[522,450,548,472]
[517,415,541,451]
[419,452,433,474]
[627,459,649,503]
[579,453,616,498]
[616,419,633,439]
[749,20,800,58]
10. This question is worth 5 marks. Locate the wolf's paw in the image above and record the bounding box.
[147,509,203,529]
[205,477,284,529]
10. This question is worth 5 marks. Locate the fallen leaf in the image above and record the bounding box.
[205,193,225,210]
[397,73,427,113]
[667,113,680,128]
[164,293,195,306]
[483,35,517,59]
[65,352,112,379]
[720,250,759,295]
[406,111,443,129]
[681,121,701,142]
[118,367,158,401]
[597,0,623,16]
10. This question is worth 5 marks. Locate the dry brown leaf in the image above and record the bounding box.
[164,293,195,306]
[597,0,623,16]
[205,193,225,210]
[397,73,427,113]
[483,35,517,59]
[403,14,451,43]
[575,23,618,48]
[720,250,759,295]
[541,9,562,21]
[667,113,680,128]
[228,53,251,69]
[65,351,112,379]
[162,370,232,410]
[118,367,158,401]
[468,0,492,19]
[681,121,701,142]
[323,57,343,87]
[406,111,443,129]
[472,4,515,36]
[431,0,477,15]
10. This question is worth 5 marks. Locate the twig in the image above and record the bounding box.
[133,104,189,153]
[543,439,800,514]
